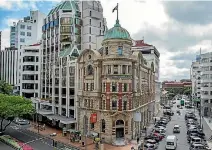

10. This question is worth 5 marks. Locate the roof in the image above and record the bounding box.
[134,40,152,47]
[174,125,180,127]
[48,0,78,16]
[104,19,131,41]
[166,135,176,139]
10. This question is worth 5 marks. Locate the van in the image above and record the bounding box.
[165,135,177,150]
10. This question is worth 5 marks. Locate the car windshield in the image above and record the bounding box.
[174,127,179,129]
[167,142,174,145]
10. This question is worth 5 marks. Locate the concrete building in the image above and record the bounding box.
[77,18,155,144]
[198,52,212,117]
[32,0,106,130]
[191,60,201,101]
[77,1,107,50]
[132,40,161,116]
[10,23,16,48]
[10,11,46,49]
[0,47,18,85]
[19,43,42,98]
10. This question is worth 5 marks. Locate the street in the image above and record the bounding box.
[0,141,15,150]
[3,122,54,150]
[157,103,193,150]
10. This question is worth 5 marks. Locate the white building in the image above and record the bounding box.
[77,1,107,50]
[132,40,161,115]
[9,10,46,89]
[11,11,46,49]
[33,0,107,130]
[191,58,201,100]
[0,47,18,85]
[199,52,212,117]
[19,44,42,98]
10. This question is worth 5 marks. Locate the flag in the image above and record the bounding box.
[112,4,118,13]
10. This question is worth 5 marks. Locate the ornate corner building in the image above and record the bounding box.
[77,19,155,144]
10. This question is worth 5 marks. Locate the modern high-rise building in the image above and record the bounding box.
[10,11,46,49]
[19,43,42,98]
[0,47,18,85]
[132,40,161,115]
[191,52,212,117]
[77,18,155,144]
[32,0,107,130]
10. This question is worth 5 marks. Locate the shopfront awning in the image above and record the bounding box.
[45,114,77,124]
[38,109,54,115]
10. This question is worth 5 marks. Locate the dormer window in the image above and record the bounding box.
[105,47,108,55]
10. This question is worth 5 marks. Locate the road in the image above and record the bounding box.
[157,103,191,150]
[0,141,15,150]
[4,122,54,150]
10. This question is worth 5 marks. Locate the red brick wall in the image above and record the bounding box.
[106,82,110,110]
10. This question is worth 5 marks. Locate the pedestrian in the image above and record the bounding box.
[154,118,157,123]
[137,137,139,144]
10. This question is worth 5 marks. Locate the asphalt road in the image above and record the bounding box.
[157,103,191,150]
[0,141,15,150]
[1,121,55,150]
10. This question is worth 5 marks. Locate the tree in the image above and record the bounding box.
[0,94,35,131]
[0,80,13,94]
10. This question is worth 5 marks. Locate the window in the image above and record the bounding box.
[84,99,87,107]
[114,65,118,74]
[36,56,39,62]
[27,26,32,30]
[101,119,105,132]
[124,83,128,92]
[100,22,101,27]
[89,19,91,25]
[90,123,94,129]
[122,65,127,74]
[91,83,94,91]
[20,32,25,36]
[20,25,25,29]
[86,83,89,91]
[34,20,36,23]
[89,27,91,34]
[20,38,25,42]
[112,82,117,92]
[99,30,101,35]
[27,32,31,36]
[108,65,111,74]
[128,66,132,73]
[87,65,93,75]
[90,11,92,16]
[89,45,91,49]
[123,100,127,110]
[112,98,117,110]
[89,36,91,42]
[102,83,106,92]
[105,47,108,55]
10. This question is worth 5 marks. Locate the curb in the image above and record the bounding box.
[25,128,81,150]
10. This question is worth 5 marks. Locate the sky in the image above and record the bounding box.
[0,0,212,81]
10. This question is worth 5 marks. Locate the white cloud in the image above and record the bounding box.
[0,0,38,10]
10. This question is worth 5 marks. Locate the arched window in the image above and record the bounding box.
[101,119,105,132]
[116,120,124,126]
[90,11,92,16]
[87,65,93,75]
[112,96,117,110]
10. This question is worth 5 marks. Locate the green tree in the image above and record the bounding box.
[0,94,35,131]
[0,80,13,94]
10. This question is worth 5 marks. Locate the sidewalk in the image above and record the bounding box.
[27,108,163,150]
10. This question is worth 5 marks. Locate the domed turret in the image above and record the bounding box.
[104,20,131,41]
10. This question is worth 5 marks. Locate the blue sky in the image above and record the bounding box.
[1,1,211,81]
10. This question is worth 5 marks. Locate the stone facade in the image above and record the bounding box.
[76,20,155,144]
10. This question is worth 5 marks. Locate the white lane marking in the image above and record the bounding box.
[9,126,55,149]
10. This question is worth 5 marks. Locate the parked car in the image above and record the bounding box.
[14,118,30,125]
[173,125,180,133]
